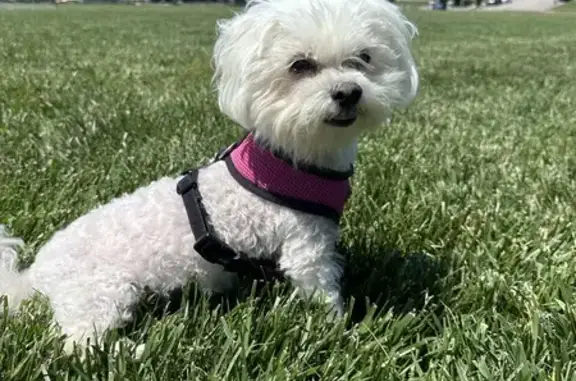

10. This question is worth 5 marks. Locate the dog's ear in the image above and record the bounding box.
[211,5,280,129]
[393,20,419,108]
[371,0,419,107]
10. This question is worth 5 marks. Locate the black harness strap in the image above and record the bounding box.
[177,164,283,281]
[177,135,352,281]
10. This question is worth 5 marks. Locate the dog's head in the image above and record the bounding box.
[212,0,418,163]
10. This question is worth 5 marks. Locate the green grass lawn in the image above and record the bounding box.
[1,4,576,380]
[555,1,576,11]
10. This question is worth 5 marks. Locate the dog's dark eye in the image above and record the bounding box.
[343,51,372,71]
[290,59,317,75]
[359,52,371,64]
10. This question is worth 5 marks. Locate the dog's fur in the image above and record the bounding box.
[0,0,418,353]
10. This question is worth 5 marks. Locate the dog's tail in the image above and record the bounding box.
[0,225,33,314]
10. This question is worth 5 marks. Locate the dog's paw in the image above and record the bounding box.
[112,338,146,360]
[325,300,345,322]
[63,337,94,359]
[64,336,146,361]
[63,338,77,356]
[318,291,345,322]
[0,225,23,271]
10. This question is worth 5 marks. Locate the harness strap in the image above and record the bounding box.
[177,167,283,281]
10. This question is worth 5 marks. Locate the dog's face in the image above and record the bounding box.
[213,0,418,162]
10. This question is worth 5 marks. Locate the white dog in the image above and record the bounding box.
[0,0,418,354]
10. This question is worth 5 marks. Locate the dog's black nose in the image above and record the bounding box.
[331,82,362,108]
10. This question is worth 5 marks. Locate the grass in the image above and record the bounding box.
[555,1,576,12]
[1,4,576,380]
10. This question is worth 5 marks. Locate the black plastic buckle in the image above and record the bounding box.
[193,234,239,266]
[176,174,196,195]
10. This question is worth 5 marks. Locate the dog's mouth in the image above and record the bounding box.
[325,108,357,127]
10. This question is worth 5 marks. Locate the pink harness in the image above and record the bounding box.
[176,134,353,278]
[224,134,353,222]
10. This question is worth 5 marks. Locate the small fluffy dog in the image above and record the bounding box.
[0,0,418,353]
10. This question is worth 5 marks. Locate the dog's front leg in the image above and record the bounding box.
[280,239,345,318]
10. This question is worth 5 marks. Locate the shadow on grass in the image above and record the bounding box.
[122,243,449,337]
[340,245,449,324]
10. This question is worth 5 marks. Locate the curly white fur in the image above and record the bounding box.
[0,226,31,311]
[213,0,418,167]
[0,0,418,354]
